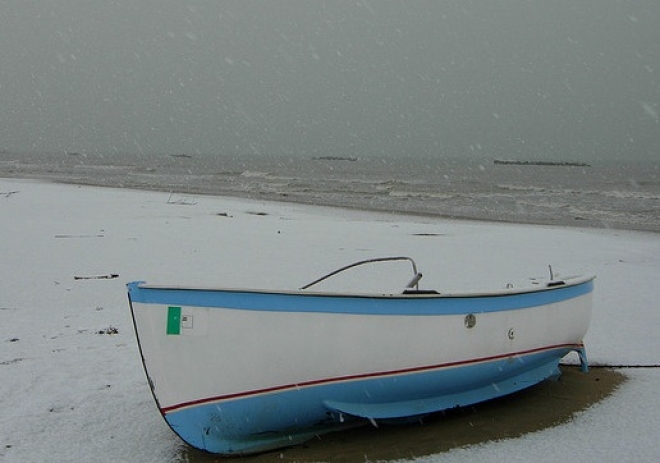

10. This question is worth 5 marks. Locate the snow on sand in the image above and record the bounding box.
[1,179,659,462]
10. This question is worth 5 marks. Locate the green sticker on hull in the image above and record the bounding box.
[167,306,181,335]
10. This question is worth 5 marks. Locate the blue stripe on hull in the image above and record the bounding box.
[163,346,577,455]
[127,280,593,316]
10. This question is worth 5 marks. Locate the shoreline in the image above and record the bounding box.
[3,174,659,234]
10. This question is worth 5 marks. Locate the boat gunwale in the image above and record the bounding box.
[130,274,595,299]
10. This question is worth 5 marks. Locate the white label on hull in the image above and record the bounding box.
[181,314,193,329]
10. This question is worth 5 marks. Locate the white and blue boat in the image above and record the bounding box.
[127,257,593,456]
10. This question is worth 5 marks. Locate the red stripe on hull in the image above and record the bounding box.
[161,343,583,414]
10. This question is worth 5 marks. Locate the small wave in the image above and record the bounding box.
[497,184,547,193]
[375,179,413,187]
[600,190,660,201]
[72,164,134,172]
[212,170,243,177]
[388,191,454,200]
[240,170,271,178]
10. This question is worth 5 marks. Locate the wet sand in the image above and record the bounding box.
[184,366,625,462]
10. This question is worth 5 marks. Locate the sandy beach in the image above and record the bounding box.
[1,178,659,462]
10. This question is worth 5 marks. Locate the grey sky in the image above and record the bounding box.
[1,0,658,162]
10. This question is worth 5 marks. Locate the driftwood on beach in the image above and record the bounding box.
[74,274,119,280]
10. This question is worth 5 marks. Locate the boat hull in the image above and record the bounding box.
[127,277,593,455]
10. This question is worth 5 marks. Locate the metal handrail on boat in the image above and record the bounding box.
[300,256,423,291]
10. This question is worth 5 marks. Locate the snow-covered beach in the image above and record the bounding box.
[1,178,659,462]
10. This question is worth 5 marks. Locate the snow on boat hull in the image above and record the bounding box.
[127,274,593,455]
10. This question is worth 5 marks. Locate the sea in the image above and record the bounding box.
[1,150,659,233]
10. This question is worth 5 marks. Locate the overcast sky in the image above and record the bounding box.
[1,1,658,162]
